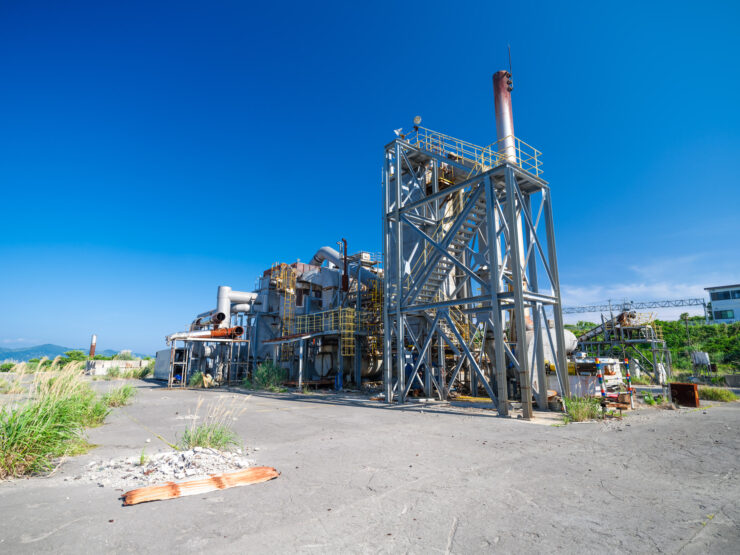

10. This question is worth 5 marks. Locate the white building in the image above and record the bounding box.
[705,284,740,323]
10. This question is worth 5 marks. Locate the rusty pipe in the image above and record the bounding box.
[210,326,244,338]
[493,70,516,164]
[167,326,244,343]
[89,334,97,358]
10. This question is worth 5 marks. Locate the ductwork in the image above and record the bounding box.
[195,311,226,327]
[216,286,259,327]
[310,246,380,288]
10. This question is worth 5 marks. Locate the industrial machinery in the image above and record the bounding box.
[575,311,672,384]
[157,247,384,388]
[158,69,575,419]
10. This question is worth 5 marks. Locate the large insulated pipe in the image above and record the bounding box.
[310,246,380,288]
[231,303,253,313]
[493,70,516,164]
[216,286,258,327]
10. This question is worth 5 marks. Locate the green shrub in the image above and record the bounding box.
[698,387,738,402]
[189,372,204,388]
[138,360,154,379]
[106,366,121,378]
[0,363,15,372]
[243,361,287,392]
[102,385,136,407]
[562,396,602,423]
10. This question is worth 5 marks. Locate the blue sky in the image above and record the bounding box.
[1,0,739,354]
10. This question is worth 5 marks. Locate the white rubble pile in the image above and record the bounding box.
[71,447,255,489]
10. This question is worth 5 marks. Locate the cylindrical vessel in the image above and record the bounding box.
[493,70,516,164]
[89,334,97,358]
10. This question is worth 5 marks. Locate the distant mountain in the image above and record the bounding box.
[0,344,150,362]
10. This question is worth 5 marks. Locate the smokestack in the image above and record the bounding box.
[89,334,97,358]
[493,70,517,164]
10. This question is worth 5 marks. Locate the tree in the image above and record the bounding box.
[63,350,88,361]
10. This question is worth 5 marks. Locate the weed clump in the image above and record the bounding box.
[698,387,738,402]
[106,366,121,379]
[242,361,287,392]
[562,396,602,423]
[0,363,15,372]
[103,384,136,407]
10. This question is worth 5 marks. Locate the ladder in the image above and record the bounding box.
[272,262,296,361]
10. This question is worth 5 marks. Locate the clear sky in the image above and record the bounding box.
[1,0,739,354]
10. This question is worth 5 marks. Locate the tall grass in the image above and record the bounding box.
[698,387,738,402]
[563,396,602,423]
[0,366,110,478]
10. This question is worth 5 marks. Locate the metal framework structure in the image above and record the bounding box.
[563,298,707,315]
[576,311,672,382]
[382,126,570,418]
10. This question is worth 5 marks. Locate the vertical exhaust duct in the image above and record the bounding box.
[89,334,97,358]
[493,70,516,164]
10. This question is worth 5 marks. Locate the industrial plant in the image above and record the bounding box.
[154,70,643,418]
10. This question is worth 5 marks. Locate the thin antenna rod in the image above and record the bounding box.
[508,44,512,75]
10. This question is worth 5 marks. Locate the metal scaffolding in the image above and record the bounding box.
[382,126,570,417]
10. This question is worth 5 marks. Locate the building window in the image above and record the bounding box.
[714,310,735,320]
[711,291,732,301]
[732,290,740,299]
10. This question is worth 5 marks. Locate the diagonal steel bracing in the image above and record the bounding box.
[383,135,568,413]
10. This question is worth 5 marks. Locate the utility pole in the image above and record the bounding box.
[682,313,691,361]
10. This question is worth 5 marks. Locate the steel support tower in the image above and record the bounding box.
[382,126,570,417]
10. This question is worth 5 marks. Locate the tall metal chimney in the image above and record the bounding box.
[89,334,97,358]
[493,70,517,164]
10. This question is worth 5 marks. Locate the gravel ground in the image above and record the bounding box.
[74,447,255,490]
[0,381,738,554]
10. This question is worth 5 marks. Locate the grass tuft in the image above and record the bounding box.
[106,366,121,379]
[102,384,136,407]
[698,387,738,402]
[562,396,602,423]
[178,422,240,451]
[177,397,245,452]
